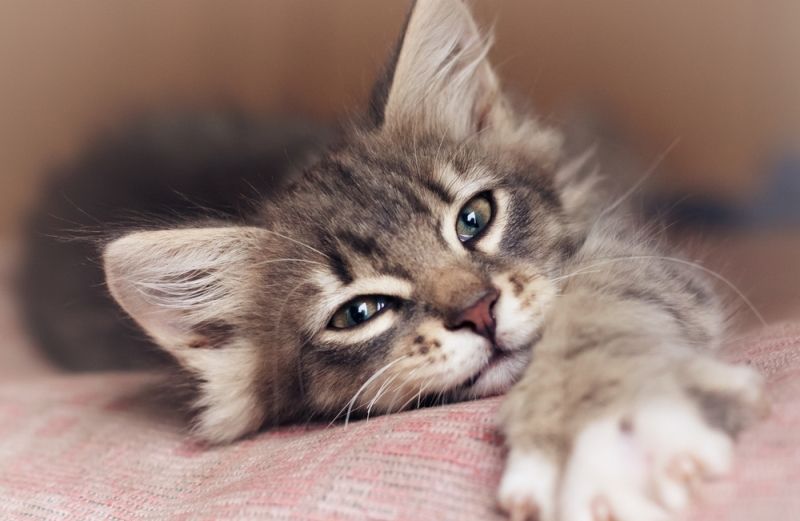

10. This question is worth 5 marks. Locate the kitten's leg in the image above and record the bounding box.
[498,288,766,521]
[498,353,568,521]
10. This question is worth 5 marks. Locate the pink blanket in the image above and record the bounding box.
[1,324,798,520]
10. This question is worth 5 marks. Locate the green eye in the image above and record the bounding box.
[329,295,395,329]
[456,193,493,243]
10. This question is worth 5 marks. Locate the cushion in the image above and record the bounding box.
[1,323,799,520]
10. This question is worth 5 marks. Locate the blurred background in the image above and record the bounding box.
[0,1,798,377]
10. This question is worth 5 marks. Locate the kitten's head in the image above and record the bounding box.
[104,0,595,442]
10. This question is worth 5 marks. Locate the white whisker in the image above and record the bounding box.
[331,356,409,427]
[381,366,426,415]
[554,255,766,327]
[253,258,327,267]
[365,370,405,421]
[600,137,680,218]
[397,375,435,412]
[260,229,330,260]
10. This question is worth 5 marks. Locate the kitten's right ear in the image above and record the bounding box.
[370,0,562,164]
[103,227,275,443]
[369,0,511,138]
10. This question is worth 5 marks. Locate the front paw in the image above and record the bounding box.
[559,399,733,521]
[498,449,559,521]
[498,360,766,521]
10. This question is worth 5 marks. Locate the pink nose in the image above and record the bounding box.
[450,288,499,340]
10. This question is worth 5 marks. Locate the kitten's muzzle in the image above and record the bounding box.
[446,288,499,342]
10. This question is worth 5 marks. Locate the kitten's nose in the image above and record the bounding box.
[448,288,499,340]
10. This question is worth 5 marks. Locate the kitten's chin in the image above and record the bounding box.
[455,349,532,400]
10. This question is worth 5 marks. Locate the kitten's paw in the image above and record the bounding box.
[686,358,770,431]
[498,449,559,521]
[559,400,733,521]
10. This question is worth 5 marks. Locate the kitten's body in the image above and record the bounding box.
[40,2,767,520]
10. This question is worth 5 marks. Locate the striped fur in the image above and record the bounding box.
[104,2,765,519]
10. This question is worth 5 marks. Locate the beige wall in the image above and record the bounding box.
[479,1,800,198]
[1,1,798,236]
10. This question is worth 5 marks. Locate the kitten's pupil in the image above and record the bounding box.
[330,296,393,329]
[463,210,480,229]
[350,302,370,324]
[456,193,493,242]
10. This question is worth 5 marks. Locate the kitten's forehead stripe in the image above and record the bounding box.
[321,241,354,285]
[339,230,385,258]
[376,260,413,281]
[419,177,454,204]
[387,177,432,216]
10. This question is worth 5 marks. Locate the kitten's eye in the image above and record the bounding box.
[456,193,493,243]
[329,295,395,329]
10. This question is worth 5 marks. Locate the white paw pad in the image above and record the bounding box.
[559,400,733,521]
[498,449,558,521]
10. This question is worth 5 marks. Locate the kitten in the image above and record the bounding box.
[101,2,766,520]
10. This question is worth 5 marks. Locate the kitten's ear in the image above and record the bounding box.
[104,227,271,443]
[374,0,513,138]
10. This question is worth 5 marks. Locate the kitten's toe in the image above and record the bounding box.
[590,499,614,521]
[560,399,736,521]
[635,401,733,511]
[724,364,767,411]
[657,455,700,510]
[498,449,558,521]
[505,498,540,521]
[559,417,671,521]
[637,399,734,474]
[686,358,770,429]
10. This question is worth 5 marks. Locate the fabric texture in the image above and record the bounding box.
[1,324,798,521]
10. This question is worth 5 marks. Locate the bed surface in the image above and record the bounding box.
[1,324,799,520]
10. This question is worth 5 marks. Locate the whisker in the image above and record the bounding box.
[253,258,327,267]
[381,366,426,415]
[416,378,433,409]
[365,371,404,421]
[554,255,766,327]
[397,375,435,412]
[328,356,409,427]
[600,137,681,218]
[259,230,330,260]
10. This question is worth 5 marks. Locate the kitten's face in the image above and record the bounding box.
[103,0,584,442]
[262,134,572,417]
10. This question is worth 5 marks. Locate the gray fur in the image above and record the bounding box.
[102,2,765,518]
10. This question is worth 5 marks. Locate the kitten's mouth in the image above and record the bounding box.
[459,332,542,390]
[463,349,511,388]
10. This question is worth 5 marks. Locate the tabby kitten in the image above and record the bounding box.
[103,2,766,520]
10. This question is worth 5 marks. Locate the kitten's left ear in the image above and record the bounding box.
[103,227,282,443]
[373,0,513,138]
